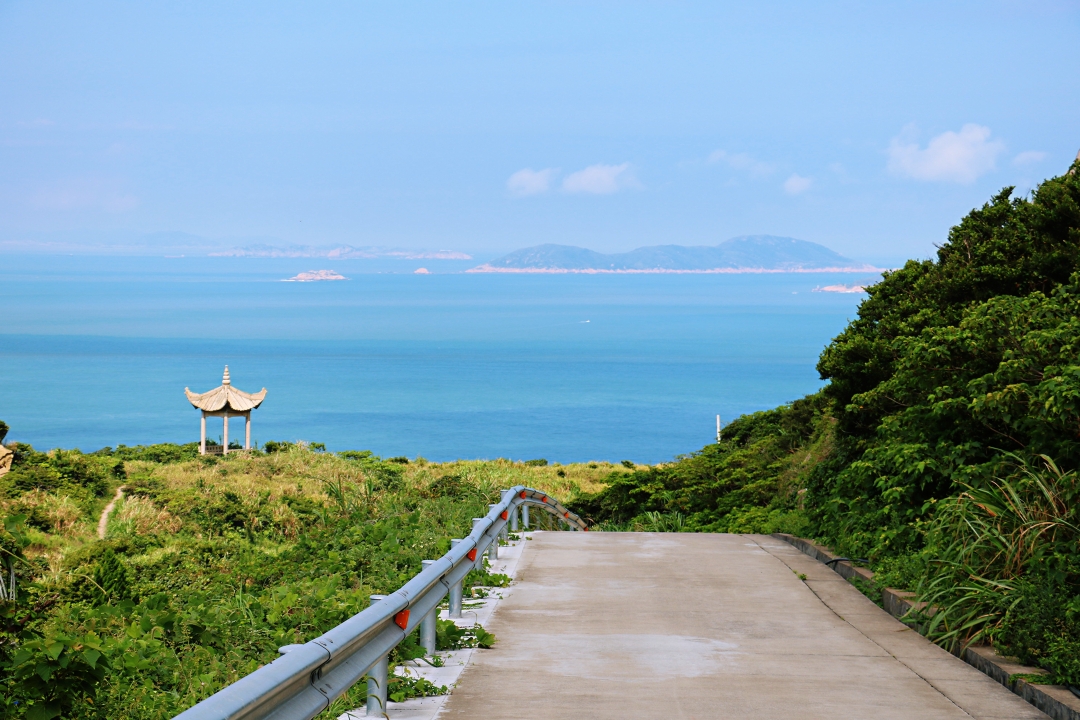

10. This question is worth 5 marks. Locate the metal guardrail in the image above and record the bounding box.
[173,486,587,720]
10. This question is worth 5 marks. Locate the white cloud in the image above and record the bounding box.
[887,124,1005,184]
[783,173,812,195]
[507,168,556,196]
[562,163,635,194]
[1013,150,1048,166]
[708,149,774,178]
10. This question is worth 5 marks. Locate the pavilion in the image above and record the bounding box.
[185,366,267,455]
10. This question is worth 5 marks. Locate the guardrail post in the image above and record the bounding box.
[487,505,500,560]
[449,540,463,618]
[501,489,518,533]
[471,518,486,567]
[522,504,529,529]
[366,595,389,717]
[419,560,437,654]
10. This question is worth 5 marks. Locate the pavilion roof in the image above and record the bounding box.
[185,366,267,413]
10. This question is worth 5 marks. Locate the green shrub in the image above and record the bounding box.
[434,619,495,650]
[100,443,200,464]
[92,549,131,604]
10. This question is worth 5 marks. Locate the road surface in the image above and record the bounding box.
[439,532,1045,720]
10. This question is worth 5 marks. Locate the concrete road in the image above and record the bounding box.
[439,532,1046,720]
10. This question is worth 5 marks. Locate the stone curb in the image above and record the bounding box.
[771,533,1080,720]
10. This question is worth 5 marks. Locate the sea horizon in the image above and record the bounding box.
[1,254,872,463]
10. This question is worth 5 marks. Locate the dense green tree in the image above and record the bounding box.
[809,161,1080,554]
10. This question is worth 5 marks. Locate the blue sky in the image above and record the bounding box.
[1,1,1078,265]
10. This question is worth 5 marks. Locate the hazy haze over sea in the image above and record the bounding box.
[0,255,874,463]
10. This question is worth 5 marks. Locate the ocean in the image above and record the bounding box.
[0,255,875,463]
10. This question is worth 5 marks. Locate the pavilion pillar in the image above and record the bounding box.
[200,413,207,455]
[222,412,229,455]
[245,413,251,450]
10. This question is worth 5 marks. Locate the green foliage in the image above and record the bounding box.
[523,459,548,467]
[0,446,555,719]
[1,514,31,603]
[996,576,1080,686]
[6,448,119,498]
[91,550,130,605]
[912,455,1080,684]
[7,629,107,720]
[97,444,201,464]
[571,393,827,532]
[387,673,447,703]
[808,165,1080,558]
[434,619,496,650]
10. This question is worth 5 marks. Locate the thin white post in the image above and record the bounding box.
[420,560,437,654]
[222,412,229,455]
[716,414,722,442]
[487,506,499,560]
[448,540,463,618]
[367,595,388,716]
[471,518,485,568]
[245,413,251,450]
[499,490,512,541]
[200,413,207,455]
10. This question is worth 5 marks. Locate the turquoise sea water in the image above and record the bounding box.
[0,255,874,463]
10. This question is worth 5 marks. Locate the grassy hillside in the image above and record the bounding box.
[573,160,1080,684]
[0,442,611,720]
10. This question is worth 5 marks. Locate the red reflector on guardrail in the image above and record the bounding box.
[520,491,526,499]
[563,512,569,518]
[584,526,589,531]
[394,610,410,630]
[467,549,477,561]
[501,510,508,520]
[541,496,547,503]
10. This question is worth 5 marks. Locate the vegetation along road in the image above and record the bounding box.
[3,160,1080,718]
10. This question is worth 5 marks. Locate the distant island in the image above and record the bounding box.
[216,244,472,260]
[283,269,348,282]
[815,283,867,293]
[467,235,878,274]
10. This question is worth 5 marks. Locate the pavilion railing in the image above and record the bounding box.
[172,486,587,720]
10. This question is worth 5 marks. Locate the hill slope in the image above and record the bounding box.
[469,235,875,273]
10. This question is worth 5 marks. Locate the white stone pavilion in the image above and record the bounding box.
[185,366,267,455]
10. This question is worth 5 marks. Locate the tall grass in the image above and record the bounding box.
[918,455,1080,655]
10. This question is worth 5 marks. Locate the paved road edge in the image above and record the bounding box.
[772,532,1080,720]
